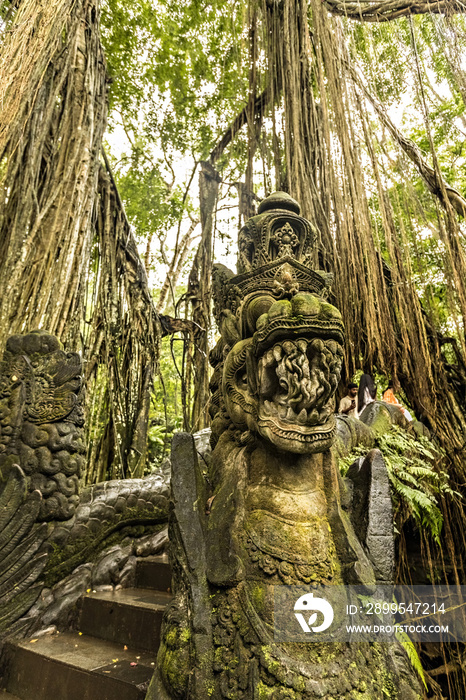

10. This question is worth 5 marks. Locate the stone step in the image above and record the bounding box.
[135,555,171,592]
[2,631,155,700]
[0,692,22,699]
[79,587,171,653]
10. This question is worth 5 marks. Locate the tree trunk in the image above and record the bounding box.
[0,0,107,351]
[85,164,162,481]
[188,161,220,431]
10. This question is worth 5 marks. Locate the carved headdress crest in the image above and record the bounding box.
[213,192,333,323]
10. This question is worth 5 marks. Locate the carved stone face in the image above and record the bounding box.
[223,292,344,454]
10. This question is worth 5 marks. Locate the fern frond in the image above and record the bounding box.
[395,628,427,690]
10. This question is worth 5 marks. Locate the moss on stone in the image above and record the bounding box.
[43,512,167,587]
[267,299,292,320]
[161,645,191,698]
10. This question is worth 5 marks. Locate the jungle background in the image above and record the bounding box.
[1,0,466,696]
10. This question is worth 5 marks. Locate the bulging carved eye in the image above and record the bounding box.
[243,295,275,335]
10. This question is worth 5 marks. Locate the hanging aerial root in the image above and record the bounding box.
[323,0,466,22]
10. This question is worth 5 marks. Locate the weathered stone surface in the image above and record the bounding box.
[346,449,395,583]
[0,330,84,521]
[334,413,374,456]
[151,194,422,699]
[134,526,169,558]
[0,465,48,639]
[23,526,169,635]
[148,433,212,699]
[0,330,171,641]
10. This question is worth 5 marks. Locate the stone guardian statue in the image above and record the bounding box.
[148,192,421,700]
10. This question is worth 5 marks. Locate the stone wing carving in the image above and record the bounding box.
[0,464,48,637]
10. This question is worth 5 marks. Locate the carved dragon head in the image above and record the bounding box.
[211,193,344,454]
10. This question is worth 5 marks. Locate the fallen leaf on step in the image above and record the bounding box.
[112,659,119,663]
[29,639,38,643]
[124,645,128,650]
[130,662,138,667]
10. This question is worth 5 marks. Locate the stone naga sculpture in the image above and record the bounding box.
[0,330,169,639]
[149,193,421,700]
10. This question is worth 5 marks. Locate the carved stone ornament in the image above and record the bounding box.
[0,330,85,522]
[149,194,422,700]
[213,192,333,329]
[237,191,317,273]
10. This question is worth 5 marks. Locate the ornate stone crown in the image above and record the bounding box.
[213,192,333,321]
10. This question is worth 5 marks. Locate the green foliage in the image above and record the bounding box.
[100,0,252,294]
[97,0,466,512]
[379,428,446,543]
[113,147,187,240]
[339,426,456,544]
[395,627,427,690]
[101,0,249,159]
[349,19,410,106]
[147,420,180,470]
[147,423,170,452]
[345,11,466,342]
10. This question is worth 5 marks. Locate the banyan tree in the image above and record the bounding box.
[1,0,466,696]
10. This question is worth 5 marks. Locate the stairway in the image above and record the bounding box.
[0,554,171,700]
